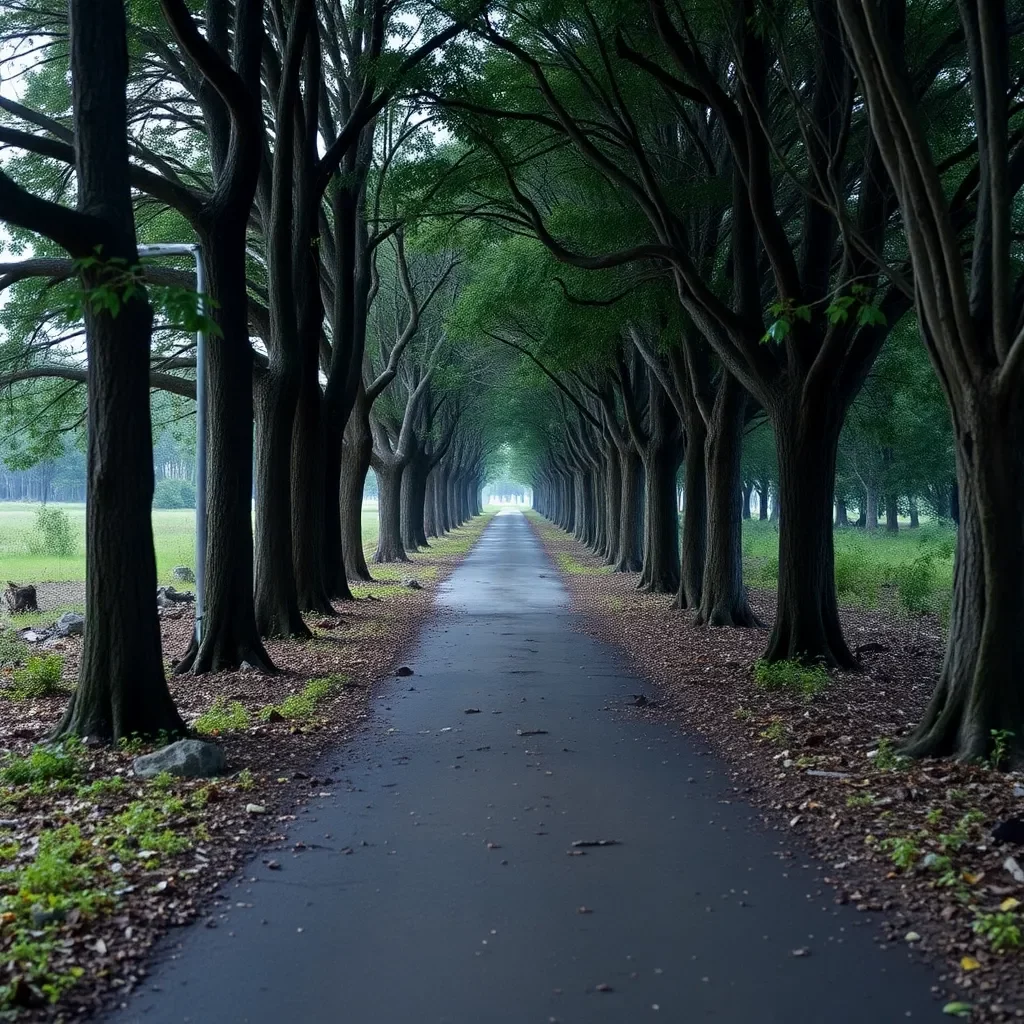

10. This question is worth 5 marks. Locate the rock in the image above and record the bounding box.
[1013,784,1024,799]
[133,739,226,779]
[53,612,85,638]
[1004,856,1024,883]
[401,578,423,590]
[396,666,414,677]
[172,566,196,583]
[17,629,48,644]
[158,606,185,620]
[245,803,266,815]
[905,931,921,943]
[156,586,194,608]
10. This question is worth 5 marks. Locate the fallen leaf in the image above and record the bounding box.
[942,1002,972,1018]
[960,956,981,971]
[1000,897,1020,912]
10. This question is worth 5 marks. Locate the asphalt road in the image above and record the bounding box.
[110,509,943,1023]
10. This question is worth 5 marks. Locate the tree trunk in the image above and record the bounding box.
[54,0,186,741]
[340,412,373,581]
[885,493,899,533]
[614,446,643,572]
[909,497,919,528]
[864,484,879,531]
[758,482,769,520]
[424,470,439,538]
[176,231,273,674]
[433,465,450,535]
[676,426,707,611]
[902,413,1024,761]
[374,462,408,563]
[764,401,856,668]
[835,497,850,527]
[742,482,753,519]
[638,447,680,593]
[696,375,758,626]
[602,442,621,563]
[253,368,309,637]
[401,454,430,551]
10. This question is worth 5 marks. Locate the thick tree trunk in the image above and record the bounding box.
[909,498,919,529]
[764,401,856,668]
[290,376,338,612]
[177,232,273,674]
[758,482,769,520]
[253,368,309,637]
[742,482,753,519]
[697,376,758,626]
[638,447,680,593]
[614,446,643,572]
[903,414,1024,762]
[835,497,850,527]
[433,465,450,535]
[374,462,408,563]
[54,0,185,740]
[424,470,439,538]
[401,455,430,551]
[676,428,707,611]
[885,493,899,533]
[864,484,879,530]
[602,443,621,563]
[340,410,373,581]
[321,417,355,600]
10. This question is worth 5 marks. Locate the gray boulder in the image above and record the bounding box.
[54,612,85,638]
[401,578,423,590]
[133,739,226,779]
[172,566,196,583]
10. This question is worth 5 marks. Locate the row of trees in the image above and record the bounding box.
[426,0,1021,762]
[0,1,1020,763]
[0,0,495,741]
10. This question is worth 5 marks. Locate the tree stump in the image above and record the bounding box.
[4,583,39,614]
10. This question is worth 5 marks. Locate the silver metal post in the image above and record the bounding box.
[136,244,207,646]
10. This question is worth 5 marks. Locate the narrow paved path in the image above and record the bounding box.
[114,511,941,1023]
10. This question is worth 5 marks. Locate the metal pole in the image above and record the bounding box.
[135,243,207,645]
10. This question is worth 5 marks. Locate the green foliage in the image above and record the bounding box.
[7,654,68,700]
[152,478,196,509]
[0,742,80,786]
[0,629,26,668]
[30,506,75,557]
[193,697,250,735]
[987,729,1015,771]
[881,834,921,870]
[753,659,828,697]
[872,738,908,771]
[259,676,345,722]
[235,768,256,791]
[972,910,1022,953]
[108,800,191,860]
[846,792,875,809]
[758,718,788,744]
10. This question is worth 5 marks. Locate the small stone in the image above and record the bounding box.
[791,947,811,958]
[401,578,423,590]
[905,932,921,943]
[246,804,267,815]
[172,566,196,583]
[133,739,226,779]
[396,666,414,677]
[1013,784,1024,799]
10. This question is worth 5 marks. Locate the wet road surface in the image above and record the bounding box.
[110,510,943,1023]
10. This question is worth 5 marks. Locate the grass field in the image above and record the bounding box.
[742,519,956,621]
[0,502,381,586]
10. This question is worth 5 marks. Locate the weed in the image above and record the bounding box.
[872,737,908,771]
[925,807,944,826]
[77,775,126,799]
[7,654,69,700]
[108,800,190,860]
[236,768,256,791]
[1,743,80,786]
[753,659,829,697]
[194,696,250,735]
[881,835,921,870]
[846,792,874,809]
[988,729,1015,771]
[759,719,788,744]
[973,910,1022,952]
[732,707,755,721]
[259,676,344,722]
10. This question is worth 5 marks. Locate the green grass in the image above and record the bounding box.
[753,658,829,697]
[0,502,383,587]
[742,519,955,620]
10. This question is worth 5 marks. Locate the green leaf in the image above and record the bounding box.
[942,1003,972,1018]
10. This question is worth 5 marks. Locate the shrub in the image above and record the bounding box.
[152,478,196,509]
[1,743,80,786]
[7,655,69,700]
[29,506,75,557]
[753,659,829,697]
[194,696,250,734]
[973,909,1022,953]
[0,629,26,668]
[891,552,938,615]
